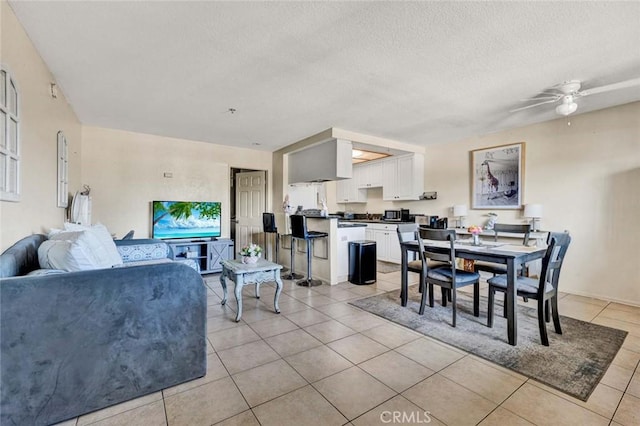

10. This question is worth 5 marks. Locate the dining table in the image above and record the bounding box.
[400,239,547,346]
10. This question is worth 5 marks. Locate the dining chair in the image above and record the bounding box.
[473,223,532,276]
[397,224,448,302]
[487,231,571,346]
[418,228,481,327]
[397,224,425,293]
[474,223,532,313]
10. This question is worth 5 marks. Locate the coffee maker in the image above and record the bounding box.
[421,215,447,229]
[429,216,439,228]
[435,217,448,229]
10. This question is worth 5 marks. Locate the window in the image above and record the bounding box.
[0,68,20,201]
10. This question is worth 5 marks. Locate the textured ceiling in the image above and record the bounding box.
[9,1,640,151]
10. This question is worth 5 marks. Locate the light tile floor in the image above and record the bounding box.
[59,270,639,426]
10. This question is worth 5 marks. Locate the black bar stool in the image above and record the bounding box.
[290,214,328,287]
[281,233,303,280]
[262,212,288,273]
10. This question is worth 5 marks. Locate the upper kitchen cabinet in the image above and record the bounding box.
[356,160,384,188]
[336,174,367,203]
[382,153,425,201]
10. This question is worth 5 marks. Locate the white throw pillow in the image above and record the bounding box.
[38,235,103,271]
[63,222,123,267]
[49,230,111,268]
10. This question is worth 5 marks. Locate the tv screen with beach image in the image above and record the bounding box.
[152,201,221,240]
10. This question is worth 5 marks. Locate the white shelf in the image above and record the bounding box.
[167,238,234,274]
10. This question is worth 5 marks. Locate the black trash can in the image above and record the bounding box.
[349,240,377,285]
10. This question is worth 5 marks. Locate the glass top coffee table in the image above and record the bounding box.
[220,258,284,322]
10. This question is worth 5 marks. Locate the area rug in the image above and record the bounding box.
[377,261,401,274]
[350,286,627,401]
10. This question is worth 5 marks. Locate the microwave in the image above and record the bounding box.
[383,210,401,221]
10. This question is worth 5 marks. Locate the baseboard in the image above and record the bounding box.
[562,289,640,308]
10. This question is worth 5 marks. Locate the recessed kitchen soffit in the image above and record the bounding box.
[352,149,390,164]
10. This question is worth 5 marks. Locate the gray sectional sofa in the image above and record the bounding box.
[0,235,207,426]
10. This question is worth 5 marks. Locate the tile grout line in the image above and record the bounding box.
[475,380,529,425]
[162,391,169,426]
[237,332,348,422]
[268,326,405,422]
[608,355,640,425]
[225,318,394,419]
[306,364,397,423]
[588,300,612,324]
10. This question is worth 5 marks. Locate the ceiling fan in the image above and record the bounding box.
[511,78,640,116]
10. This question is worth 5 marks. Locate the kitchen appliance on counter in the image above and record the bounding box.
[416,215,438,227]
[335,211,355,220]
[434,218,448,229]
[417,215,448,229]
[401,209,411,222]
[383,210,401,221]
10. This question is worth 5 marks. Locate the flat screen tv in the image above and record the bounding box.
[152,201,221,240]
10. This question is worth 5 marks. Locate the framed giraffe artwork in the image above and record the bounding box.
[470,142,525,209]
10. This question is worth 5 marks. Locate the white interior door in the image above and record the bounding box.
[235,171,266,258]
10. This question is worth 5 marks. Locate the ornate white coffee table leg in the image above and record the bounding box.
[255,282,260,299]
[234,274,244,322]
[274,272,283,314]
[220,271,228,306]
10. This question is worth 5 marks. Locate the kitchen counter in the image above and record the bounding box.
[338,223,367,228]
[280,216,365,285]
[338,219,416,224]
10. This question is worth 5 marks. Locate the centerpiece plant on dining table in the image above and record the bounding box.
[468,225,483,245]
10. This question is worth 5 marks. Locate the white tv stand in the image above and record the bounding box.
[166,238,234,274]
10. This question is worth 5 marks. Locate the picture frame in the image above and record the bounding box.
[470,142,525,210]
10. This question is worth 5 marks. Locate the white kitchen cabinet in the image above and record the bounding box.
[382,153,425,201]
[365,227,375,241]
[335,176,367,203]
[364,223,401,264]
[356,160,384,188]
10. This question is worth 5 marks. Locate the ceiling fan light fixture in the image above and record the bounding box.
[556,102,577,116]
[559,80,581,94]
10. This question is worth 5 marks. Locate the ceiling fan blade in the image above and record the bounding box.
[510,99,558,113]
[581,78,640,96]
[520,96,561,101]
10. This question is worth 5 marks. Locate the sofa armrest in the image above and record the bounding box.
[0,234,47,277]
[0,262,206,426]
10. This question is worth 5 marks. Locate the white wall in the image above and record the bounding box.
[423,103,640,305]
[330,102,640,305]
[0,0,82,251]
[81,126,272,240]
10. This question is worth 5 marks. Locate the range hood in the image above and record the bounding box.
[288,138,353,183]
